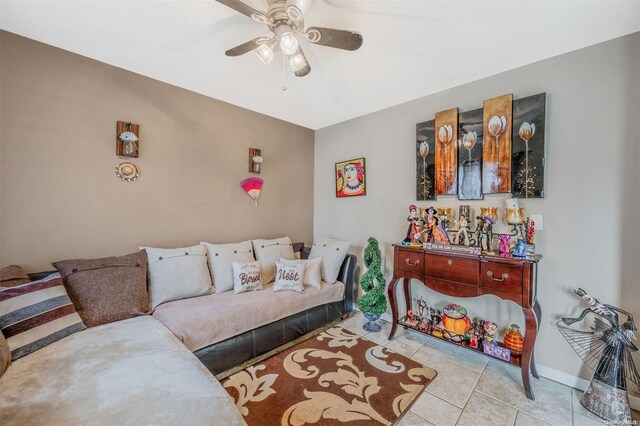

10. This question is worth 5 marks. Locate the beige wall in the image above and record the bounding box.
[0,31,314,271]
[315,32,640,383]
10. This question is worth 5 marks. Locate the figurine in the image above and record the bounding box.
[482,215,495,253]
[454,214,471,246]
[422,207,450,244]
[431,309,444,338]
[416,297,428,321]
[497,234,511,255]
[405,205,422,245]
[474,216,485,249]
[511,238,527,257]
[405,309,419,327]
[483,320,498,343]
[558,289,639,424]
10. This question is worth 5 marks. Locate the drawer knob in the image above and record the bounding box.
[405,258,420,267]
[447,259,453,266]
[487,271,509,282]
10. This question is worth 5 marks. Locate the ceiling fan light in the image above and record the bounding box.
[279,32,299,56]
[255,44,274,64]
[289,50,308,72]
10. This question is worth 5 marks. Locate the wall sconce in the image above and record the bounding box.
[249,148,263,174]
[505,198,525,236]
[116,121,140,158]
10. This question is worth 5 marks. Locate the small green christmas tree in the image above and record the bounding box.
[357,237,388,315]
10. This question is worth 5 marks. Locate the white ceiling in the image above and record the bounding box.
[1,0,639,129]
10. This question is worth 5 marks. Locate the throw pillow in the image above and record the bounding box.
[53,250,150,327]
[142,245,212,310]
[279,257,322,289]
[309,239,351,284]
[252,237,295,283]
[201,240,254,293]
[0,275,86,360]
[0,332,10,377]
[232,261,263,294]
[273,262,305,293]
[0,265,30,287]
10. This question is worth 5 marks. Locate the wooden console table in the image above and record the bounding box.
[387,244,542,400]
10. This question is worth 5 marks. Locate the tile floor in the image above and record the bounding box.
[339,312,640,426]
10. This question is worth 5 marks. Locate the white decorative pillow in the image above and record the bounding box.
[201,240,254,293]
[232,261,263,294]
[273,262,305,293]
[309,239,351,284]
[279,257,322,289]
[252,237,295,284]
[141,245,212,309]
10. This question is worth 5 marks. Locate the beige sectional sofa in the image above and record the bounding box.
[0,243,356,425]
[0,316,246,425]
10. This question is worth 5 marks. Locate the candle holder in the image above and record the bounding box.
[505,199,525,238]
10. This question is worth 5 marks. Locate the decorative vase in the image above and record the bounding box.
[363,312,382,332]
[504,324,525,355]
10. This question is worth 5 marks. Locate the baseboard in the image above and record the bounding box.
[371,309,640,410]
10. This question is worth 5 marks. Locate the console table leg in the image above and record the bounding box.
[403,278,411,317]
[521,306,538,400]
[387,278,400,340]
[530,302,542,379]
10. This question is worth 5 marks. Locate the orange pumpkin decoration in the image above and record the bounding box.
[504,324,524,355]
[442,304,472,336]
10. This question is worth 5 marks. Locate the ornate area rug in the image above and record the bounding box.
[221,326,437,426]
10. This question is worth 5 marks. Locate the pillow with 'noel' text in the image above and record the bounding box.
[273,262,305,293]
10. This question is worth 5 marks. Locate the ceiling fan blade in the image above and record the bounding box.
[285,0,315,21]
[225,37,268,57]
[304,26,363,51]
[214,0,268,23]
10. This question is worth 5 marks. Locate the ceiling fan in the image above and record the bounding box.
[215,0,363,77]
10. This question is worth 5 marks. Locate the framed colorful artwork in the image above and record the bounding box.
[512,93,546,198]
[435,108,459,195]
[458,108,484,200]
[416,119,436,200]
[335,158,366,198]
[482,94,513,194]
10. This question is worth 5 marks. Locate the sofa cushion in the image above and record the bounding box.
[153,281,345,352]
[0,332,10,378]
[52,250,150,327]
[201,240,254,293]
[252,237,295,283]
[279,257,322,289]
[142,245,212,310]
[273,262,305,293]
[0,316,245,426]
[0,275,86,360]
[0,265,30,288]
[309,239,351,284]
[232,261,263,295]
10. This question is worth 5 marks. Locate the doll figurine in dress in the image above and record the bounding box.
[405,205,422,245]
[422,207,450,244]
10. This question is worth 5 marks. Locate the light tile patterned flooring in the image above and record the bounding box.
[339,312,640,426]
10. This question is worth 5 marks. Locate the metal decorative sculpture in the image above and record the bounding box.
[558,289,639,424]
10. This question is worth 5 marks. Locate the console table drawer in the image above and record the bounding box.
[425,254,479,286]
[398,250,424,274]
[481,261,523,293]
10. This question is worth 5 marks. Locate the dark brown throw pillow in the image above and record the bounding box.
[53,250,150,327]
[0,265,30,287]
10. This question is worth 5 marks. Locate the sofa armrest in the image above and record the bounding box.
[301,247,357,313]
